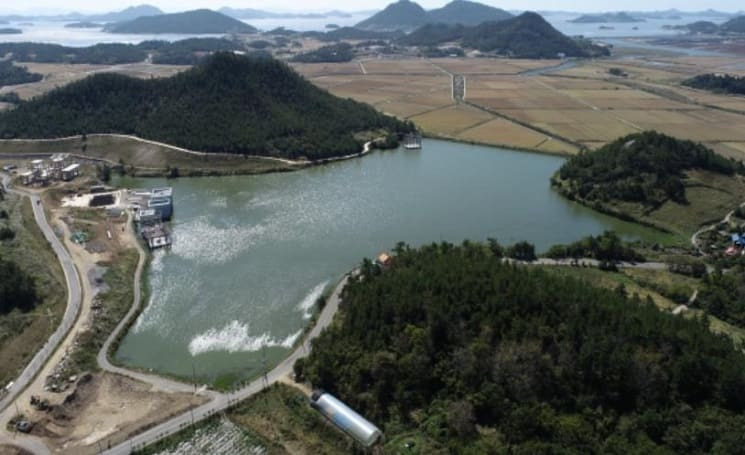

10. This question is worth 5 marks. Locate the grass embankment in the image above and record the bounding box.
[58,248,138,377]
[135,384,352,455]
[611,171,745,236]
[540,266,745,347]
[0,135,301,177]
[0,191,66,387]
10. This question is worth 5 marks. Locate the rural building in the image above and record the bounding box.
[141,224,171,250]
[135,208,161,225]
[20,170,37,185]
[61,164,80,181]
[31,159,45,170]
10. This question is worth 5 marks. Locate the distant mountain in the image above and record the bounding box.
[0,5,162,23]
[0,28,22,35]
[355,0,428,32]
[427,0,512,26]
[721,15,745,33]
[88,4,163,22]
[0,53,412,160]
[569,12,644,23]
[105,9,257,34]
[400,12,609,58]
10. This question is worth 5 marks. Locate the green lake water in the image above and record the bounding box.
[114,139,660,383]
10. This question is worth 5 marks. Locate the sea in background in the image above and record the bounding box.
[0,12,731,47]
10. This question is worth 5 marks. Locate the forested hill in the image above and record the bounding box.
[401,12,610,58]
[721,15,745,33]
[296,242,745,453]
[104,9,257,34]
[426,0,513,26]
[0,53,413,160]
[554,131,744,208]
[355,0,428,31]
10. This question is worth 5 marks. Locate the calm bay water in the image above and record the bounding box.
[114,139,661,383]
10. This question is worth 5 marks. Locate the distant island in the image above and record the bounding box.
[0,4,163,23]
[0,28,22,35]
[568,12,645,23]
[671,15,745,35]
[0,53,413,160]
[721,15,745,33]
[104,9,257,34]
[683,73,745,96]
[356,0,512,32]
[64,22,102,29]
[400,12,610,59]
[219,7,352,20]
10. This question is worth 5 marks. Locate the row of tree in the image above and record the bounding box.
[0,256,38,314]
[296,241,745,452]
[683,73,745,96]
[0,38,243,66]
[545,231,646,262]
[0,60,42,87]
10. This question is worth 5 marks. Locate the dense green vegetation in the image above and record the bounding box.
[399,12,610,58]
[683,73,745,96]
[104,9,257,34]
[545,231,646,262]
[568,12,644,23]
[297,242,745,453]
[314,27,405,42]
[696,268,745,328]
[0,53,413,160]
[0,256,37,314]
[144,38,243,65]
[0,42,148,64]
[292,43,354,63]
[461,12,610,58]
[555,131,743,208]
[0,60,42,86]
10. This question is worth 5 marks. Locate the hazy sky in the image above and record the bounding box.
[3,0,741,14]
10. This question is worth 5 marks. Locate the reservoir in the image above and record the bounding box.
[114,139,659,383]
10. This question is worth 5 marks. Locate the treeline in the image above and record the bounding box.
[291,43,354,63]
[696,268,745,327]
[0,60,42,86]
[683,73,745,96]
[0,53,414,160]
[555,131,744,208]
[296,241,745,453]
[0,256,38,314]
[545,231,645,262]
[0,38,243,65]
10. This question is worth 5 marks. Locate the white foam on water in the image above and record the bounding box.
[297,281,328,320]
[173,217,268,265]
[188,320,302,356]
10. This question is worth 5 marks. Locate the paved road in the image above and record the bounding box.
[0,175,82,415]
[95,215,200,394]
[0,174,81,455]
[102,273,350,455]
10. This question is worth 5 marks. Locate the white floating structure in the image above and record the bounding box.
[310,390,382,447]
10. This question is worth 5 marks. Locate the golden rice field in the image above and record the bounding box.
[296,56,745,158]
